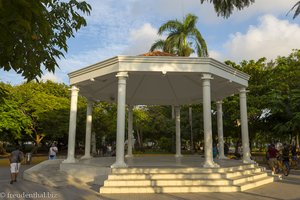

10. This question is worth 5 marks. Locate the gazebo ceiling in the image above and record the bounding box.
[69,56,250,105]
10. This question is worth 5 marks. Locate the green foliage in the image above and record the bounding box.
[267,50,300,138]
[0,81,73,145]
[200,0,300,19]
[0,99,31,141]
[150,13,208,57]
[200,0,255,18]
[224,50,300,145]
[158,136,172,152]
[0,0,91,81]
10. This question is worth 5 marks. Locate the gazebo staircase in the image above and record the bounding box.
[100,163,275,194]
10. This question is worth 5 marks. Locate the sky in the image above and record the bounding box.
[1,0,300,85]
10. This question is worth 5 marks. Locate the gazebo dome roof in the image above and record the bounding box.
[69,56,250,105]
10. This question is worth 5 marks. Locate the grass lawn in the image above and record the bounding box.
[0,156,48,167]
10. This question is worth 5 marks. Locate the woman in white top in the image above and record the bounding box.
[49,143,58,160]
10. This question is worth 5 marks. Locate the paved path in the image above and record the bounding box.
[0,165,300,200]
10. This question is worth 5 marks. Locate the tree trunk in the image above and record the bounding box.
[297,132,299,149]
[136,129,144,151]
[189,106,194,152]
[0,141,7,155]
[30,134,45,154]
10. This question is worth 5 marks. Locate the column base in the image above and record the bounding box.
[203,160,220,168]
[175,154,183,158]
[218,155,228,160]
[243,158,256,164]
[111,161,128,168]
[81,155,92,160]
[125,154,133,158]
[62,158,77,164]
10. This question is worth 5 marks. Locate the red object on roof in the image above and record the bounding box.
[139,51,176,56]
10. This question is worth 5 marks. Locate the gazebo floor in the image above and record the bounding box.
[24,155,278,193]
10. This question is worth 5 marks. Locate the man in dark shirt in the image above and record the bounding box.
[282,143,290,176]
[9,146,24,184]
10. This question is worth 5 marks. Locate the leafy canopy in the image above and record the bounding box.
[200,0,300,19]
[0,0,91,81]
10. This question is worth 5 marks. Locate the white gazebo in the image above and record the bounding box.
[63,55,253,168]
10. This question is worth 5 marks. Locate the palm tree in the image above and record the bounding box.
[150,13,208,57]
[200,0,300,19]
[288,1,300,19]
[200,0,255,18]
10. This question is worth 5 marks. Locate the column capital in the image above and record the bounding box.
[87,99,94,104]
[239,88,249,93]
[128,105,133,109]
[174,105,181,109]
[201,73,213,80]
[69,85,79,92]
[116,72,128,78]
[216,100,223,104]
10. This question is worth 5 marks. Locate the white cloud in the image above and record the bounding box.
[122,23,161,55]
[40,73,62,83]
[224,15,300,62]
[53,44,127,84]
[209,50,224,61]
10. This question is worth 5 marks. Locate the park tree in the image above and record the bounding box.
[0,0,91,81]
[267,50,300,143]
[92,102,118,148]
[9,81,73,152]
[224,58,272,149]
[0,83,31,154]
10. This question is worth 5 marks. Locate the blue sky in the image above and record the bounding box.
[1,0,300,85]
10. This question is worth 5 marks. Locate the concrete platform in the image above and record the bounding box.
[1,164,299,200]
[23,155,279,194]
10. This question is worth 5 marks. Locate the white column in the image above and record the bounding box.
[202,74,219,168]
[216,101,227,159]
[175,106,182,158]
[91,132,97,155]
[63,86,79,163]
[126,105,133,157]
[239,88,254,163]
[82,101,93,159]
[111,72,128,168]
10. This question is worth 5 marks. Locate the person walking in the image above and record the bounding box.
[291,144,298,169]
[282,143,290,176]
[9,145,24,184]
[49,143,58,160]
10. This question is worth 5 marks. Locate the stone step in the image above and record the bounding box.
[239,176,274,191]
[226,168,263,178]
[111,164,257,174]
[104,178,233,187]
[107,168,263,180]
[100,185,241,194]
[231,172,268,184]
[104,171,268,187]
